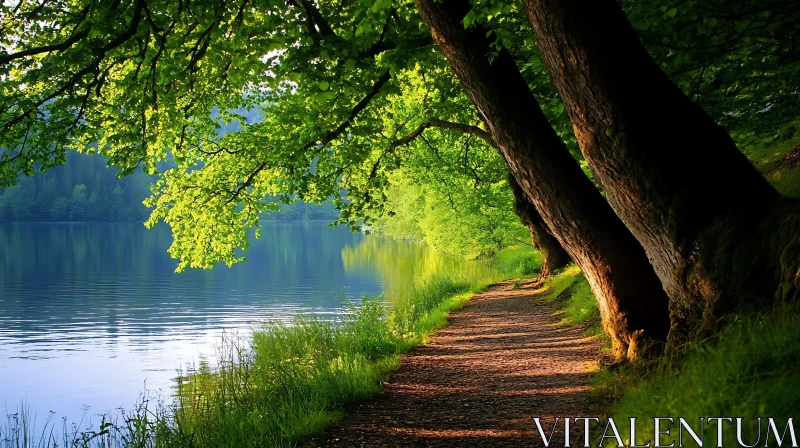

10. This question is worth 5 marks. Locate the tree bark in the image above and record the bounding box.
[523,0,800,337]
[415,0,671,361]
[508,172,570,282]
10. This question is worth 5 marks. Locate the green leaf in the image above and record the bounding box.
[735,20,749,33]
[318,81,330,91]
[666,8,677,18]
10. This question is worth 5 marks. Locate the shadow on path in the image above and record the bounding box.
[313,280,601,447]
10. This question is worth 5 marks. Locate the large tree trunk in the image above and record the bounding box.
[508,172,570,283]
[523,0,800,338]
[415,0,671,361]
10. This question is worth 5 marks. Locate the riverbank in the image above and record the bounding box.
[0,245,540,448]
[144,248,540,448]
[6,241,793,448]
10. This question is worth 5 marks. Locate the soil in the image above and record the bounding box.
[775,145,800,170]
[311,280,602,447]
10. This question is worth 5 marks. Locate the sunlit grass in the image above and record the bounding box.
[593,306,800,447]
[492,244,543,278]
[539,264,601,329]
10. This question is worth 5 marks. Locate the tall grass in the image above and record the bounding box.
[594,306,800,447]
[2,246,538,448]
[539,264,601,330]
[163,277,484,448]
[492,245,542,278]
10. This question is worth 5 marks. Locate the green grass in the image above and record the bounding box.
[539,264,601,330]
[535,264,800,448]
[593,306,800,447]
[741,121,800,198]
[1,246,538,448]
[492,244,543,278]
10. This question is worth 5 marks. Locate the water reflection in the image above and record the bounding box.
[0,222,487,427]
[0,222,381,422]
[342,236,495,301]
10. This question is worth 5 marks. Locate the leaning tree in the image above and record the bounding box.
[522,0,800,337]
[415,0,671,360]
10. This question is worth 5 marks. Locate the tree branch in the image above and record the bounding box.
[289,0,335,41]
[301,69,391,151]
[367,118,494,182]
[227,69,392,204]
[1,0,145,131]
[0,28,90,65]
[388,118,494,150]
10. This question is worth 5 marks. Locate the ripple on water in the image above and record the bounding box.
[0,222,391,426]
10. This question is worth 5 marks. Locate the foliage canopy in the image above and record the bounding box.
[1,0,797,269]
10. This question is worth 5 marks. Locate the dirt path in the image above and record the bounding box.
[314,280,602,447]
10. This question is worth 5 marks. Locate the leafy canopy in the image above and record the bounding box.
[2,0,797,270]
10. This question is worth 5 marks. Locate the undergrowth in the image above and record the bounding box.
[593,306,800,447]
[540,264,601,331]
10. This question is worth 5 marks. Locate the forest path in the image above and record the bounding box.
[313,280,602,447]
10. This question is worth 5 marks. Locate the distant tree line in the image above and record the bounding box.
[0,151,153,222]
[0,151,339,223]
[262,199,340,221]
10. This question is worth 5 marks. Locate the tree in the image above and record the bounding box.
[0,0,679,359]
[355,78,566,264]
[70,183,88,220]
[3,177,36,220]
[414,0,670,360]
[522,0,800,336]
[507,173,569,282]
[0,0,551,272]
[50,197,69,220]
[376,135,531,260]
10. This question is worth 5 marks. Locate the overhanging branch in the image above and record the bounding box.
[367,118,494,182]
[389,118,495,150]
[227,69,392,204]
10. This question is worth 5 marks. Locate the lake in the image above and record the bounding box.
[0,221,464,428]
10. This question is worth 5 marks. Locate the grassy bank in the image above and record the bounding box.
[1,246,538,448]
[523,264,799,447]
[537,265,601,332]
[593,307,800,447]
[581,132,800,446]
[165,278,485,447]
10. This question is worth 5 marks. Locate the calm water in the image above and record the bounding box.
[0,221,447,426]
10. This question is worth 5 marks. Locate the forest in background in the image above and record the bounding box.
[0,151,152,222]
[0,151,340,223]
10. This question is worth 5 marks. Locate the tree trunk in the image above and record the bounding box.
[415,0,671,361]
[523,0,800,337]
[508,172,570,283]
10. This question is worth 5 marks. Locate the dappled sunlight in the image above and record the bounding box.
[321,281,602,447]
